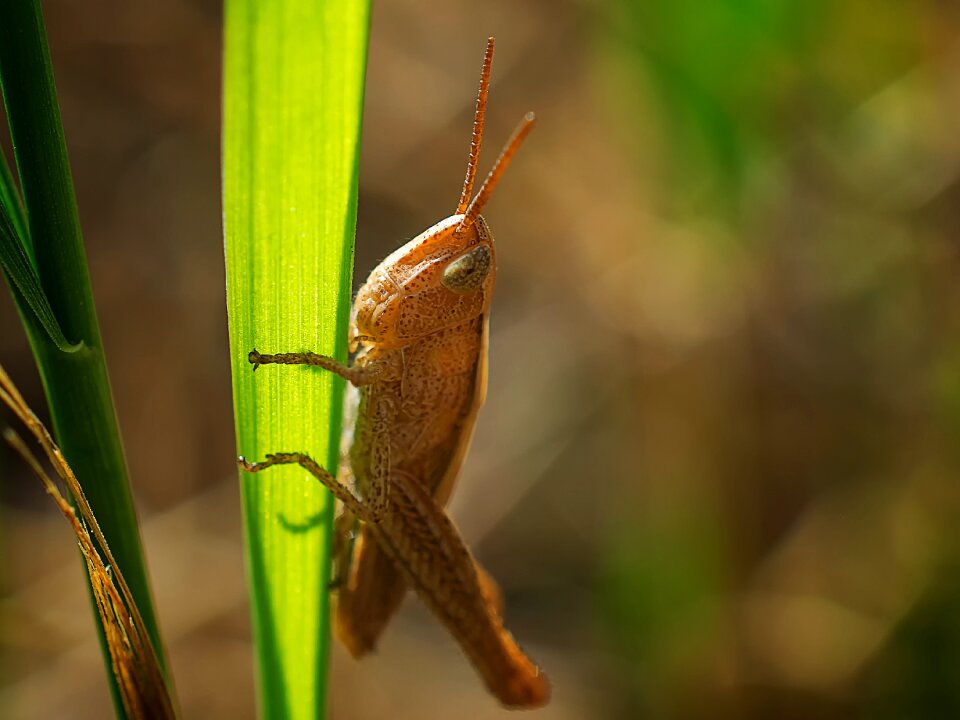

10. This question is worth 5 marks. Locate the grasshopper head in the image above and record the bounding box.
[351,214,495,349]
[351,37,534,352]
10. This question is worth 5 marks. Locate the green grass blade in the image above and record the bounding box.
[0,204,80,352]
[0,151,29,250]
[0,2,171,716]
[223,2,369,718]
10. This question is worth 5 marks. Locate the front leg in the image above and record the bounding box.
[248,349,381,386]
[239,451,388,523]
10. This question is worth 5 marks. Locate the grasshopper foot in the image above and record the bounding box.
[238,455,275,472]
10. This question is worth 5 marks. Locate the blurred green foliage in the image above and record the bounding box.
[612,0,930,216]
[601,1,960,718]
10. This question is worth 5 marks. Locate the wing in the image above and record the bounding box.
[335,316,490,653]
[433,315,489,505]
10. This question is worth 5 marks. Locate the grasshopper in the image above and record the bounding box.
[239,38,547,707]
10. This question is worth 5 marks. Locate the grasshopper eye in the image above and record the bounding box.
[441,245,491,294]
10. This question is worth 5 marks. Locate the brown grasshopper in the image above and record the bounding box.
[239,38,547,707]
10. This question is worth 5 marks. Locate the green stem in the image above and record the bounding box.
[0,2,170,715]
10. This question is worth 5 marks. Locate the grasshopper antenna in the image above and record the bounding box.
[458,111,536,232]
[456,37,495,214]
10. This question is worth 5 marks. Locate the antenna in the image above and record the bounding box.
[458,112,536,232]
[456,38,495,214]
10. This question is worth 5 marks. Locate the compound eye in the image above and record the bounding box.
[441,245,491,294]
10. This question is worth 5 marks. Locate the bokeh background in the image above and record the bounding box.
[3,0,960,718]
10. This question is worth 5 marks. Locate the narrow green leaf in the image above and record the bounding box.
[0,205,80,352]
[223,1,369,718]
[0,2,171,716]
[0,150,29,252]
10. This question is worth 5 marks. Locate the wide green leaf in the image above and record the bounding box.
[223,1,369,717]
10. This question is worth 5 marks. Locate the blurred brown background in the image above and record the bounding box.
[4,0,960,718]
